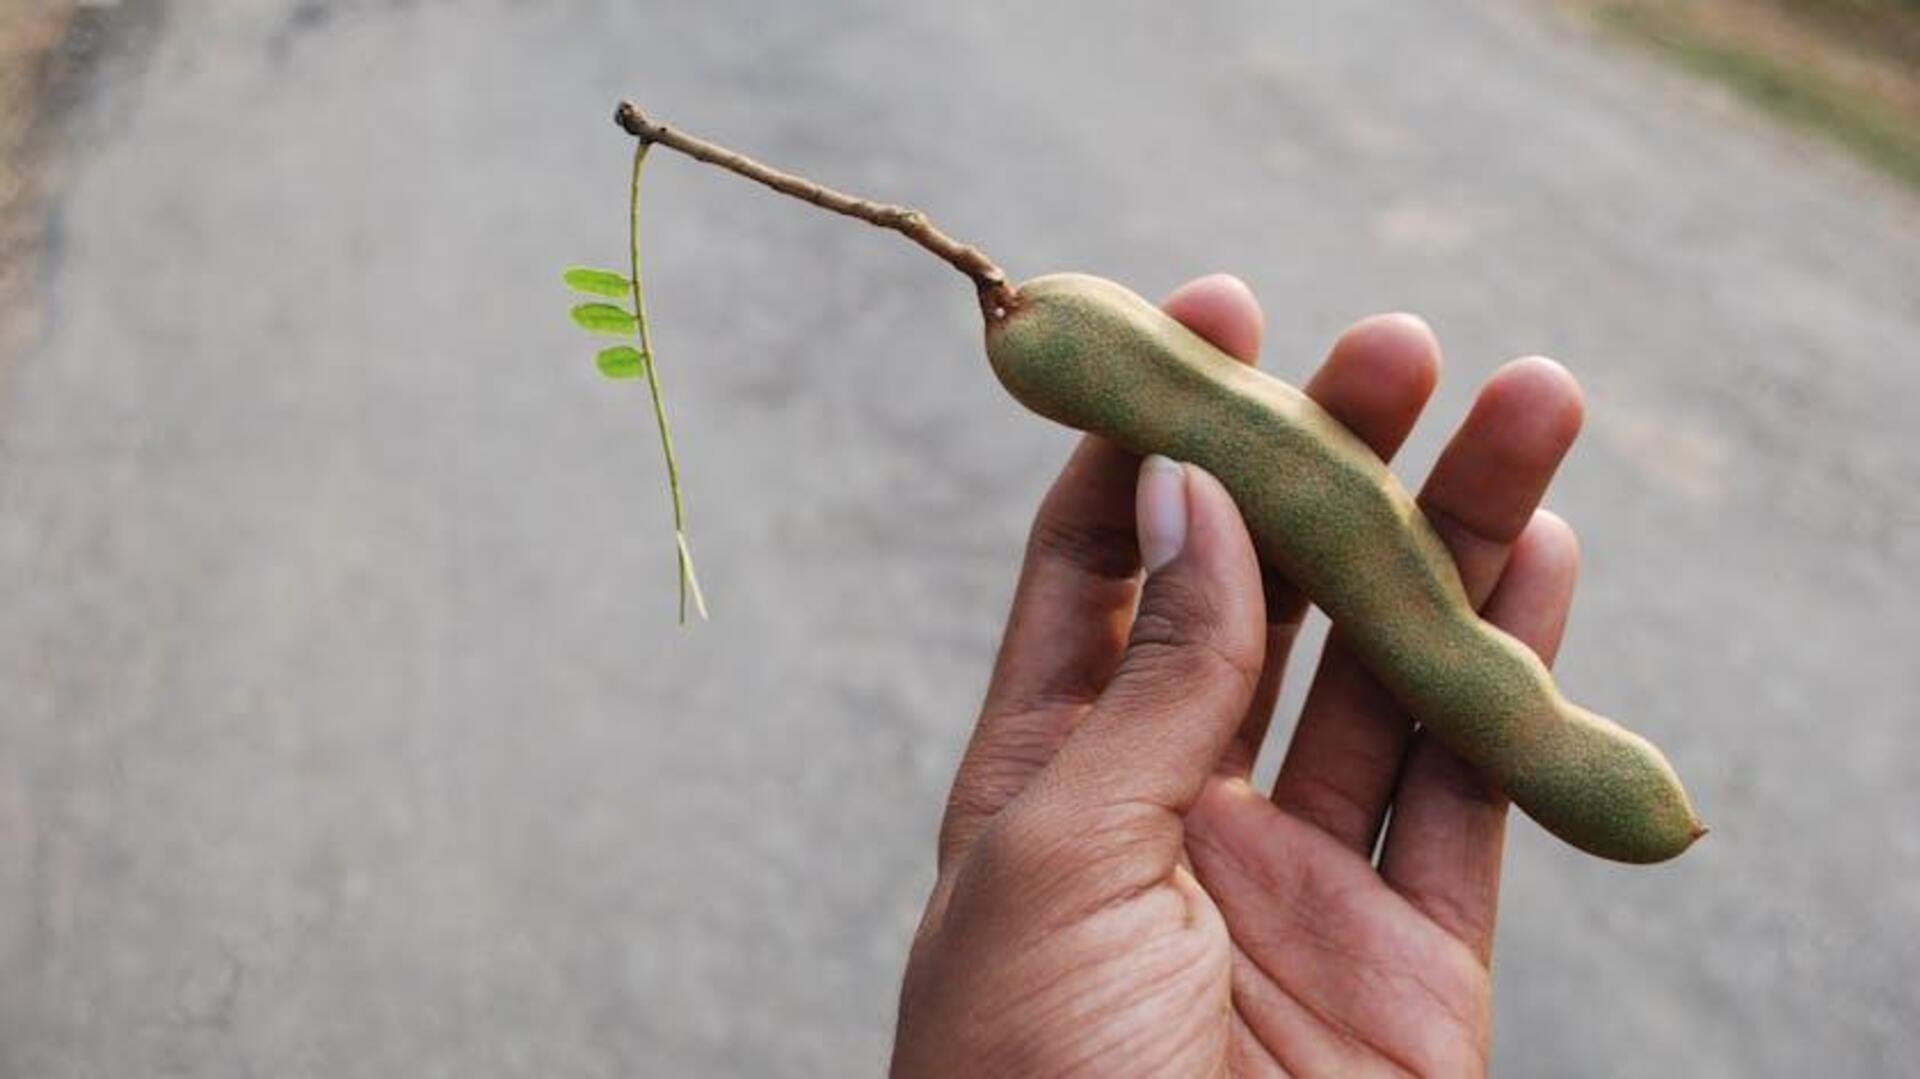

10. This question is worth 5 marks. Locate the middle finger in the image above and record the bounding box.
[1217,313,1442,777]
[1267,356,1586,852]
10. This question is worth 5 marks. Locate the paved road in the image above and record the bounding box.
[3,1,1917,1075]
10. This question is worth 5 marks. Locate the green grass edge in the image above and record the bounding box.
[1596,5,1920,188]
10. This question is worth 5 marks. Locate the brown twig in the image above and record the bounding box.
[614,101,1017,318]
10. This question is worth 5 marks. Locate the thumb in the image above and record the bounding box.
[1036,456,1267,821]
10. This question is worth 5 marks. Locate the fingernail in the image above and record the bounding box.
[1137,455,1188,573]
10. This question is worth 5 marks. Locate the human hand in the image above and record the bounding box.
[891,275,1586,1077]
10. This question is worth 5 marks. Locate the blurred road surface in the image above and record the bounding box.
[2,1,1917,1075]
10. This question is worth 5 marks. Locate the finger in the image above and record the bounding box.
[1270,356,1585,852]
[1418,358,1588,607]
[1164,273,1264,364]
[1219,313,1442,777]
[1014,461,1265,872]
[938,276,1262,868]
[1184,779,1495,1076]
[1379,511,1580,961]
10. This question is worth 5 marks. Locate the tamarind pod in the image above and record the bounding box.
[985,273,1705,864]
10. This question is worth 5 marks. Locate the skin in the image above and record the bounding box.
[983,274,1702,863]
[893,276,1595,1076]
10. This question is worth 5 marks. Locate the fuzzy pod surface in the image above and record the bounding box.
[984,273,1705,863]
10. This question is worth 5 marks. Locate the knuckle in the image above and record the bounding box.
[1133,574,1222,648]
[1283,768,1383,844]
[1026,511,1140,581]
[1120,582,1261,698]
[964,794,1177,922]
[968,799,1073,884]
[951,718,1064,813]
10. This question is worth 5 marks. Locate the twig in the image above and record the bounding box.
[614,101,1018,318]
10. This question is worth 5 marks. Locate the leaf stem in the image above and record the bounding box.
[628,139,707,623]
[614,101,1018,319]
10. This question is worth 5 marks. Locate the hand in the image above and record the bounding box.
[891,275,1587,1077]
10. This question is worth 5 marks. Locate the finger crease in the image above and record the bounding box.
[1028,513,1141,581]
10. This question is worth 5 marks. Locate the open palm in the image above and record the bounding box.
[893,276,1586,1077]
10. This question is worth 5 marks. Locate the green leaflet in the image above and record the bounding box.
[596,344,647,380]
[570,302,638,335]
[563,266,633,298]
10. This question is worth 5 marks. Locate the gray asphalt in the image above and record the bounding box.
[3,1,1917,1075]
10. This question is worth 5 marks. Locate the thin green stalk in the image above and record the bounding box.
[628,139,708,623]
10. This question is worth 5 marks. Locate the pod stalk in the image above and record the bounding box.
[613,101,1018,318]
